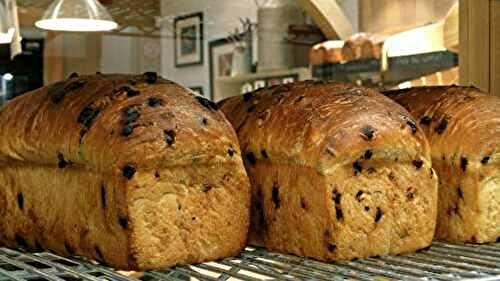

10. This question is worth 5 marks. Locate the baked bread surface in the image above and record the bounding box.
[0,73,251,270]
[219,81,438,261]
[385,86,500,243]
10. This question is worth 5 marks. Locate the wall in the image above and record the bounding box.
[101,34,161,74]
[44,32,161,84]
[101,35,139,74]
[160,0,257,98]
[359,0,457,34]
[44,32,101,83]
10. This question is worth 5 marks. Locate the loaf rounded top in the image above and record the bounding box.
[219,81,431,174]
[384,85,500,165]
[0,73,241,175]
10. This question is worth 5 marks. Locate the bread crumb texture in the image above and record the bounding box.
[385,86,500,243]
[0,73,251,270]
[219,81,438,261]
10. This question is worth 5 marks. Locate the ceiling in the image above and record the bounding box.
[17,0,161,37]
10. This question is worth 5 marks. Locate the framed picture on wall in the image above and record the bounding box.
[174,12,203,67]
[209,37,237,101]
[209,32,251,101]
[209,38,233,100]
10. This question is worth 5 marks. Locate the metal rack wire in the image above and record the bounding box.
[0,241,499,281]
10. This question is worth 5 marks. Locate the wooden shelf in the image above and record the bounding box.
[213,67,311,101]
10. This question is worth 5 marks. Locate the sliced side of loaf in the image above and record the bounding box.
[0,73,251,270]
[385,86,500,243]
[220,81,438,261]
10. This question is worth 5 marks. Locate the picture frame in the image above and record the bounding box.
[209,33,252,101]
[209,37,234,100]
[174,12,203,67]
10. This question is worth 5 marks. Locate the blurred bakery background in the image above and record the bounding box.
[0,0,491,104]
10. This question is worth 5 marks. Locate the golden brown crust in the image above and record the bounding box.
[221,81,431,173]
[220,81,438,261]
[0,73,251,270]
[0,73,237,171]
[384,86,500,243]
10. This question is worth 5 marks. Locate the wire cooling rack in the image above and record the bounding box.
[0,241,499,281]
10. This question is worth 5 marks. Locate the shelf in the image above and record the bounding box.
[213,67,312,102]
[313,51,458,86]
[1,241,499,280]
[215,68,310,84]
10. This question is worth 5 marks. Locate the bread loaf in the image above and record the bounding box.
[341,33,384,61]
[0,73,251,270]
[310,41,344,66]
[384,86,500,243]
[219,81,438,261]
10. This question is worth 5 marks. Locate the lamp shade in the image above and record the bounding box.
[35,0,118,32]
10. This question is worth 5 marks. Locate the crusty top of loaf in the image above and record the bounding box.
[384,85,500,164]
[0,73,240,174]
[219,81,431,174]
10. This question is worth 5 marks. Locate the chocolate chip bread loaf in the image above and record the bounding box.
[384,86,500,243]
[219,81,438,261]
[0,73,251,270]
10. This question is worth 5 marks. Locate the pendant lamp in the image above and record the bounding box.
[35,0,118,32]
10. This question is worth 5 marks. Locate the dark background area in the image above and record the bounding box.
[0,38,44,100]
